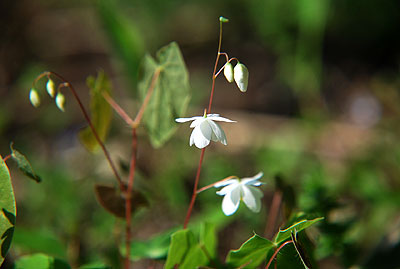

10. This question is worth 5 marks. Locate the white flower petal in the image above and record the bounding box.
[190,118,205,128]
[242,172,264,186]
[221,186,241,216]
[208,120,227,145]
[175,116,201,123]
[207,115,236,123]
[214,179,239,188]
[216,182,239,196]
[199,121,213,140]
[192,125,210,148]
[242,185,262,213]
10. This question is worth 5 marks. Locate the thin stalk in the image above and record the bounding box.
[2,154,11,162]
[183,19,224,229]
[265,240,293,269]
[183,147,206,229]
[124,128,138,269]
[196,176,236,194]
[102,92,135,126]
[43,72,124,189]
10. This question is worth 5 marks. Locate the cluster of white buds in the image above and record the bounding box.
[29,76,65,112]
[223,61,249,92]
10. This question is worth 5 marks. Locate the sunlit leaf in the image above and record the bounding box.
[165,229,196,269]
[94,184,148,219]
[79,71,112,152]
[138,42,191,148]
[79,262,111,269]
[13,253,70,269]
[226,234,274,268]
[10,143,41,183]
[199,222,217,259]
[0,156,16,266]
[274,217,323,244]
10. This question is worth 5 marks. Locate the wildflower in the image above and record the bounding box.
[46,78,56,98]
[223,62,234,83]
[175,113,235,149]
[55,92,65,112]
[234,63,249,92]
[29,88,40,108]
[214,172,264,216]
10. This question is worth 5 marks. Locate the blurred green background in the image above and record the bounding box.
[1,0,400,268]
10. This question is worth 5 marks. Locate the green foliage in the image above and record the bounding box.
[226,234,274,268]
[10,143,42,183]
[97,0,144,84]
[12,227,67,259]
[165,224,216,269]
[79,263,111,269]
[138,42,191,148]
[79,71,112,152]
[0,156,16,266]
[274,217,323,244]
[13,253,70,269]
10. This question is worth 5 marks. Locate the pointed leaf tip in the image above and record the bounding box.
[10,143,42,183]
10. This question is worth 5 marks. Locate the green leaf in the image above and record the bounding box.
[79,71,112,152]
[94,184,148,219]
[226,234,275,268]
[10,143,41,182]
[13,253,70,269]
[0,156,16,266]
[180,244,208,269]
[79,263,111,269]
[138,42,191,148]
[274,217,324,244]
[199,222,217,259]
[165,229,197,269]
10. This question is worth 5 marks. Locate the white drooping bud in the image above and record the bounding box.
[223,62,234,83]
[46,78,56,98]
[234,63,249,92]
[55,92,65,112]
[29,88,40,108]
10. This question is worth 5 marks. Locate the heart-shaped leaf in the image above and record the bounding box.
[138,42,191,148]
[94,184,148,219]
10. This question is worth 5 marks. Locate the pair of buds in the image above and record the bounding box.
[29,78,65,112]
[223,62,249,92]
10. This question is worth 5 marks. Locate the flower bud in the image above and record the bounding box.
[46,78,56,98]
[55,92,65,112]
[234,63,249,92]
[29,88,40,108]
[223,62,234,83]
[219,16,229,23]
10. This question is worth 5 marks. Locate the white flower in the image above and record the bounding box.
[214,172,264,216]
[234,63,249,92]
[175,114,235,149]
[223,62,234,83]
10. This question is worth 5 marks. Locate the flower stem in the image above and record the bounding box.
[265,240,293,269]
[42,71,124,190]
[124,128,138,269]
[102,92,135,126]
[183,19,225,229]
[196,176,236,194]
[183,147,206,229]
[264,190,283,239]
[2,154,11,162]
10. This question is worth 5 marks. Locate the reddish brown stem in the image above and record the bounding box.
[124,128,138,269]
[265,190,283,239]
[2,154,11,162]
[103,92,135,126]
[183,148,206,229]
[133,68,160,127]
[196,176,236,194]
[265,240,293,269]
[43,71,124,190]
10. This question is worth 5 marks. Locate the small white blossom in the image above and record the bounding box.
[29,88,40,108]
[234,63,249,92]
[46,78,56,98]
[223,62,234,83]
[55,92,65,112]
[175,114,235,149]
[215,172,264,216]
